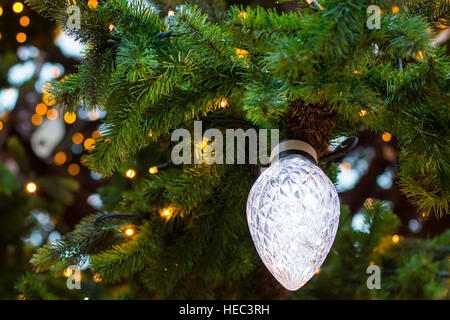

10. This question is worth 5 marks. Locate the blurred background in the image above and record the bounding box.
[0,0,449,299]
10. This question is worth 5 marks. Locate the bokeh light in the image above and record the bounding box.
[16,32,27,43]
[68,163,80,176]
[25,182,37,194]
[19,16,30,27]
[54,152,67,166]
[13,2,24,14]
[64,112,76,124]
[72,132,84,144]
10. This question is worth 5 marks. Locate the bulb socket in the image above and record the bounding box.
[270,140,318,165]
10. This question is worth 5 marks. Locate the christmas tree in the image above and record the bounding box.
[0,0,448,300]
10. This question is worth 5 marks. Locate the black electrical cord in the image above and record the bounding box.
[94,212,148,226]
[320,136,359,163]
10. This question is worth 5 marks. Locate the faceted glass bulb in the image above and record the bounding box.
[246,154,340,291]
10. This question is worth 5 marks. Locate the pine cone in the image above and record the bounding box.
[284,99,337,158]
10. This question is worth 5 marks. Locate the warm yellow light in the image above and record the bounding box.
[161,208,172,219]
[88,0,98,8]
[92,130,102,139]
[17,294,26,300]
[124,227,135,237]
[20,16,30,27]
[125,169,136,179]
[235,48,249,58]
[31,114,43,126]
[0,121,3,131]
[93,273,102,283]
[168,10,175,17]
[72,133,84,145]
[382,132,392,142]
[149,166,158,175]
[46,109,58,120]
[0,7,3,16]
[369,261,375,266]
[54,152,67,166]
[415,51,424,60]
[43,92,56,106]
[220,98,228,108]
[68,163,80,176]
[13,2,24,14]
[64,112,77,124]
[84,138,95,150]
[35,103,47,116]
[201,138,209,149]
[359,109,368,117]
[148,130,154,138]
[339,162,351,170]
[109,24,115,31]
[0,33,2,41]
[364,198,374,209]
[63,268,74,278]
[16,32,27,43]
[26,182,37,194]
[392,234,400,244]
[238,11,247,19]
[392,6,400,14]
[315,268,321,275]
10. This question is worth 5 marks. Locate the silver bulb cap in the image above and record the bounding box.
[269,140,318,165]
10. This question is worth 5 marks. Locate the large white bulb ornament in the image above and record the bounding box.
[246,140,340,291]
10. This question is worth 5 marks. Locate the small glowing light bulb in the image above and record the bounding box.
[161,208,172,219]
[382,132,392,142]
[392,234,400,244]
[149,166,158,175]
[26,182,37,194]
[125,169,136,179]
[415,51,424,60]
[220,98,228,108]
[201,138,209,149]
[93,273,102,282]
[235,48,249,58]
[64,268,74,278]
[238,11,247,19]
[359,109,368,117]
[168,10,175,17]
[124,227,135,237]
